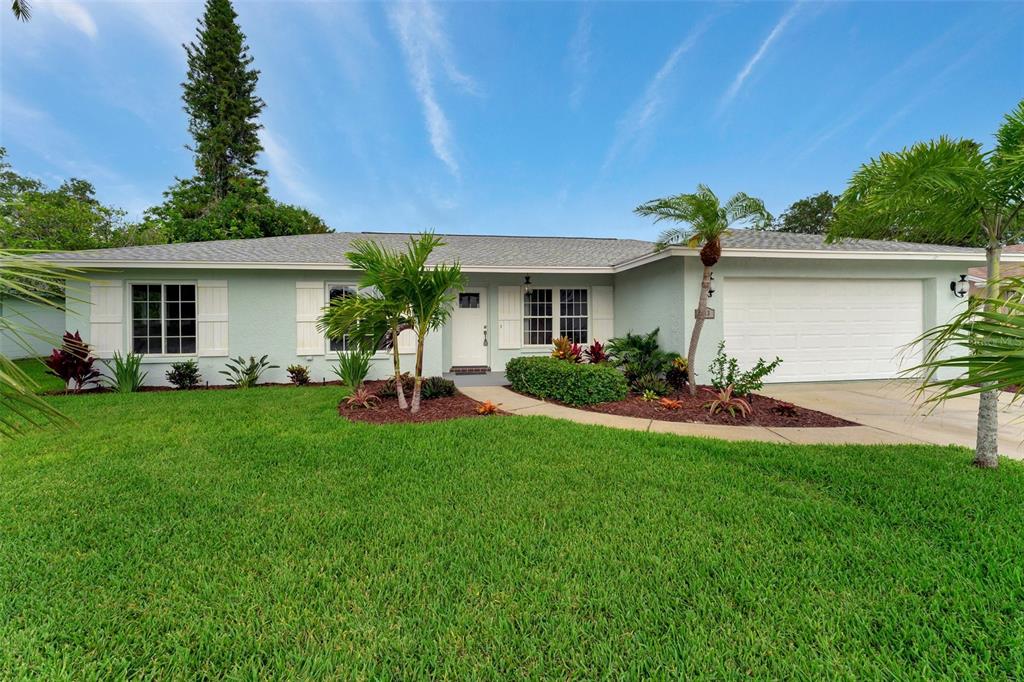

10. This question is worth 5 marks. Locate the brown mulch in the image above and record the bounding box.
[338,380,503,424]
[42,380,346,396]
[568,387,857,428]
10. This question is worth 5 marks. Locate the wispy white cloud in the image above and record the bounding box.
[603,15,715,171]
[119,0,199,59]
[44,0,97,39]
[387,1,477,178]
[566,6,592,109]
[259,129,319,206]
[719,2,802,112]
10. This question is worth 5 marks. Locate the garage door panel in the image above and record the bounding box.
[724,278,923,383]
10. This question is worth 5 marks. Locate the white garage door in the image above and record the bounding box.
[723,278,923,383]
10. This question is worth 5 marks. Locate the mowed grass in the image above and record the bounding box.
[1,387,1023,678]
[13,357,64,394]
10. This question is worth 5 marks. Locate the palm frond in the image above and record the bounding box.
[723,192,773,229]
[11,0,30,21]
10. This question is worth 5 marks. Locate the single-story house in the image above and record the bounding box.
[40,230,1018,386]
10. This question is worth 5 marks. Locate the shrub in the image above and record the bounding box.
[666,357,689,390]
[606,329,678,384]
[287,364,310,386]
[104,352,147,393]
[658,397,682,410]
[220,355,278,389]
[632,372,670,397]
[420,376,456,400]
[44,331,102,393]
[583,340,608,364]
[379,372,414,398]
[331,350,373,388]
[704,385,753,419]
[166,360,201,389]
[476,400,499,415]
[708,342,782,396]
[505,356,628,406]
[551,336,583,363]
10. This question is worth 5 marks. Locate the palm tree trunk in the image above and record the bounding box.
[685,265,713,397]
[391,324,408,410]
[410,331,425,413]
[974,243,1002,468]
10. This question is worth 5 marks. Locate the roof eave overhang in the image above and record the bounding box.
[612,245,1006,267]
[44,260,620,274]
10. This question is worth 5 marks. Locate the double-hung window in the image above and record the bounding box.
[326,283,390,353]
[131,283,196,355]
[523,287,588,345]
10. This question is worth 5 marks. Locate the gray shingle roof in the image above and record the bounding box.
[46,230,984,269]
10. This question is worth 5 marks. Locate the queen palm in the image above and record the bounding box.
[829,99,1024,468]
[319,240,413,409]
[635,185,772,395]
[390,233,465,413]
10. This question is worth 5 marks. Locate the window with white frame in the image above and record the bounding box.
[523,287,588,345]
[131,283,196,355]
[326,283,390,353]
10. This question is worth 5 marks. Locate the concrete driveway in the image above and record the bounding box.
[762,381,1024,459]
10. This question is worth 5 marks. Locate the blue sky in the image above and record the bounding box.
[2,1,1022,241]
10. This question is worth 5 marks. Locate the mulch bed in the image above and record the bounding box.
[338,380,503,424]
[568,387,857,428]
[43,380,346,396]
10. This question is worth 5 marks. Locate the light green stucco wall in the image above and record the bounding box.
[0,296,66,359]
[611,256,686,356]
[66,269,441,387]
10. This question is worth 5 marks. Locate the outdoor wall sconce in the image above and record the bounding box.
[950,274,968,298]
[707,273,715,298]
[522,275,532,295]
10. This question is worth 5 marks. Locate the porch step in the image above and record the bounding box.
[448,365,491,375]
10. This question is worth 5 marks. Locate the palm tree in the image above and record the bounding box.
[1,250,72,437]
[829,100,1024,468]
[390,233,465,413]
[11,0,30,21]
[635,185,772,395]
[319,240,413,409]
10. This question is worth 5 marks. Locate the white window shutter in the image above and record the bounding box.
[296,281,325,355]
[89,280,123,358]
[397,328,417,354]
[591,285,614,343]
[197,280,229,357]
[497,286,522,350]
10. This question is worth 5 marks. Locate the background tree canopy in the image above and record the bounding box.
[0,148,163,251]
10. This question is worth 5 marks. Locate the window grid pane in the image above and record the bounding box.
[131,284,162,354]
[328,285,356,352]
[523,288,554,346]
[163,283,196,356]
[559,289,588,344]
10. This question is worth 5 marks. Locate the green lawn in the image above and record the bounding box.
[1,387,1023,678]
[13,357,65,394]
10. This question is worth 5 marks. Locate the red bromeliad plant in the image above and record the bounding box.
[703,385,752,419]
[658,397,682,410]
[344,386,381,409]
[45,331,102,393]
[583,340,608,364]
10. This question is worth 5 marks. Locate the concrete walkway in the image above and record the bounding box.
[459,382,1024,458]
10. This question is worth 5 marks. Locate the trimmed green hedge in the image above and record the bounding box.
[505,356,628,406]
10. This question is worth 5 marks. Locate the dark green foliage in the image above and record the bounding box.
[103,352,147,393]
[379,372,414,398]
[0,148,164,250]
[708,342,782,397]
[2,387,1022,678]
[331,350,372,388]
[632,372,670,397]
[286,364,310,386]
[606,328,680,389]
[182,0,265,199]
[505,356,628,405]
[762,191,838,235]
[44,331,101,392]
[166,360,201,390]
[419,376,456,400]
[583,340,608,364]
[219,355,277,388]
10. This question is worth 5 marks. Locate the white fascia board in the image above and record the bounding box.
[46,260,618,274]
[611,246,991,267]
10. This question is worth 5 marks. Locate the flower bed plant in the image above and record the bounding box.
[505,356,628,406]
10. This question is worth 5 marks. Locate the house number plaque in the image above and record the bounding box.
[695,307,716,320]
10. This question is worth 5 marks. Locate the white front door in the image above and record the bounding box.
[451,288,488,366]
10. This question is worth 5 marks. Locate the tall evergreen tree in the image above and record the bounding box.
[183,0,266,199]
